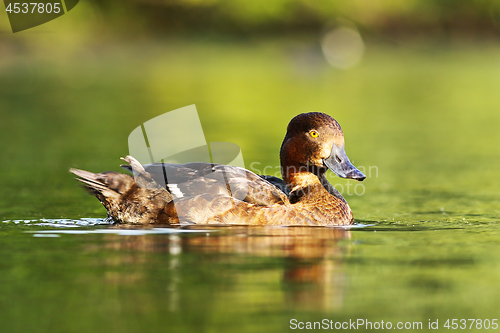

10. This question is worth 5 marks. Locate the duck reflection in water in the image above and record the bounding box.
[93,226,352,312]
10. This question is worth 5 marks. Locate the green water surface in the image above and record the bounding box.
[1,39,500,332]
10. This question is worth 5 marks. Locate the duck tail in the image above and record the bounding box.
[70,168,133,203]
[70,156,175,224]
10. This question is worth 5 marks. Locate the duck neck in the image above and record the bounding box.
[280,135,324,192]
[285,172,322,189]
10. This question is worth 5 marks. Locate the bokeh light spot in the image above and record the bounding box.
[321,26,365,70]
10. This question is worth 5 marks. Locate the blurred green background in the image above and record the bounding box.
[1,0,500,221]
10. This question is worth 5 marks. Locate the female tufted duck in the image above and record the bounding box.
[70,112,365,226]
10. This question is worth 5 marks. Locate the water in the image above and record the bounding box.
[1,39,500,332]
[2,221,500,332]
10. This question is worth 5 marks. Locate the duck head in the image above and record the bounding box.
[280,112,365,184]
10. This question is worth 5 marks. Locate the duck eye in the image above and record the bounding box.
[310,131,319,138]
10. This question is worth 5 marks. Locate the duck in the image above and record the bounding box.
[70,112,365,226]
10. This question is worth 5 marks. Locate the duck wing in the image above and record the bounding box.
[258,175,290,196]
[121,162,289,206]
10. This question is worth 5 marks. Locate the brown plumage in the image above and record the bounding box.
[70,112,365,226]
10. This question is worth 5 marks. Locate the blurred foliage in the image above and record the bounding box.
[86,0,500,37]
[1,0,499,47]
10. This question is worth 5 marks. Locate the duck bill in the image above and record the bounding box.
[323,144,366,181]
